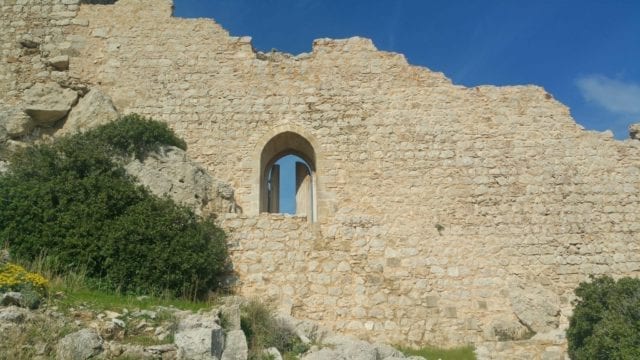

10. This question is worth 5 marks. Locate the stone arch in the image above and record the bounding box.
[255,128,319,222]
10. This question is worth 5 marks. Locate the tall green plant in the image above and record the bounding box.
[0,114,227,298]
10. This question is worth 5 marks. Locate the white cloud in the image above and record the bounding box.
[576,75,640,115]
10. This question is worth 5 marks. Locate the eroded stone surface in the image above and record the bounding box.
[124,146,236,216]
[57,88,118,135]
[55,329,103,360]
[23,82,78,125]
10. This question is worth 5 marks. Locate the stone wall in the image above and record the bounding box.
[3,0,640,358]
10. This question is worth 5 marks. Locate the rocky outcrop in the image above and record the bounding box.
[125,146,237,216]
[57,88,119,135]
[23,82,78,126]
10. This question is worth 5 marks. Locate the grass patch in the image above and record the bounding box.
[400,345,476,360]
[50,284,212,313]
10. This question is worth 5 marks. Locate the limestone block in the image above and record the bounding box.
[221,330,248,360]
[19,34,41,48]
[57,88,118,135]
[48,55,70,71]
[55,329,103,360]
[0,106,34,137]
[23,82,78,125]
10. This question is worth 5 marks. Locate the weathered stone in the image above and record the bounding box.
[55,329,103,360]
[175,328,216,360]
[48,55,70,71]
[373,343,404,359]
[23,82,78,125]
[124,146,235,216]
[488,318,535,341]
[0,292,23,307]
[19,34,41,48]
[0,106,34,138]
[174,310,220,360]
[0,306,28,323]
[211,326,225,359]
[221,330,248,360]
[509,280,560,333]
[264,347,283,360]
[57,88,118,135]
[220,303,241,331]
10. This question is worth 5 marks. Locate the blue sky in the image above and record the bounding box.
[174,0,640,140]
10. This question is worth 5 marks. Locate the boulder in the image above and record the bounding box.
[124,146,236,216]
[55,329,103,360]
[0,306,28,324]
[0,106,34,138]
[0,292,23,307]
[630,123,640,140]
[57,88,118,135]
[221,330,248,360]
[23,82,78,126]
[174,310,220,360]
[373,343,404,359]
[302,336,379,360]
[264,347,283,360]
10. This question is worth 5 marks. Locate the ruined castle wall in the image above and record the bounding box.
[0,0,82,103]
[4,0,640,357]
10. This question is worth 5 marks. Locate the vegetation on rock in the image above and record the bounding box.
[567,275,640,359]
[240,299,309,360]
[0,114,227,298]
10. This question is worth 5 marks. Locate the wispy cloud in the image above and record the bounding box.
[576,75,640,115]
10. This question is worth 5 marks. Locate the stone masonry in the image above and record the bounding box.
[2,0,640,358]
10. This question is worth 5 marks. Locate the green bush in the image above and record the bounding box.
[0,114,227,298]
[567,275,640,359]
[241,299,309,360]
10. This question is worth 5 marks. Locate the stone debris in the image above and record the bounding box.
[0,105,34,138]
[22,82,78,126]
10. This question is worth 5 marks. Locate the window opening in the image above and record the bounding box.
[259,131,316,221]
[266,155,313,216]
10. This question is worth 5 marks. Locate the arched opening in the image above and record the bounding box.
[260,132,317,222]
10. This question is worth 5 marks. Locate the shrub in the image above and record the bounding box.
[0,114,227,298]
[241,299,309,360]
[567,275,640,359]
